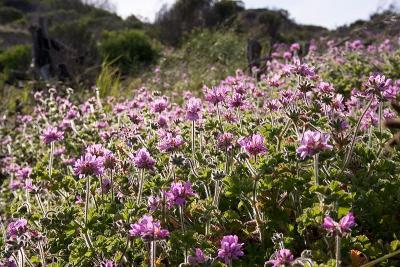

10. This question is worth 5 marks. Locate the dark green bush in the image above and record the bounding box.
[0,6,23,24]
[1,0,35,12]
[0,44,31,83]
[99,30,157,74]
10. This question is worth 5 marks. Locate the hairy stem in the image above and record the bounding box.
[137,169,145,205]
[342,99,373,171]
[360,249,400,267]
[191,120,196,162]
[179,206,187,263]
[335,235,341,267]
[49,141,54,178]
[150,240,157,267]
[314,153,320,185]
[85,176,91,225]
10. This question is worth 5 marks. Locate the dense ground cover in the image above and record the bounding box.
[2,38,400,266]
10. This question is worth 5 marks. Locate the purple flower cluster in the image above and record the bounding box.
[74,144,119,177]
[132,148,156,170]
[266,249,294,267]
[366,74,394,100]
[188,248,207,266]
[41,127,64,144]
[238,134,268,156]
[7,218,28,239]
[217,132,234,150]
[204,85,228,105]
[129,214,169,240]
[165,180,195,207]
[151,98,169,113]
[158,132,184,152]
[74,153,104,178]
[185,97,202,121]
[217,235,244,264]
[296,130,333,159]
[322,212,356,235]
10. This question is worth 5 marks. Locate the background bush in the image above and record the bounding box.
[98,29,158,74]
[0,6,23,24]
[0,44,31,84]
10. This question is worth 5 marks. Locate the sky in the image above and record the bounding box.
[112,0,395,29]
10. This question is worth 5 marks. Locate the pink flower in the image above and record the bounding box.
[204,85,228,105]
[148,195,160,211]
[166,181,195,206]
[188,248,208,265]
[322,212,355,234]
[25,179,38,193]
[158,133,184,152]
[103,260,115,267]
[74,154,104,178]
[296,130,333,159]
[151,98,168,113]
[129,215,169,240]
[290,43,300,52]
[366,74,393,100]
[217,132,234,150]
[217,235,244,264]
[7,219,28,238]
[238,134,267,156]
[322,216,337,231]
[41,127,64,144]
[185,97,202,121]
[266,248,294,267]
[339,212,356,232]
[132,148,156,170]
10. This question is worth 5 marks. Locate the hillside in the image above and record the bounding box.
[0,0,399,111]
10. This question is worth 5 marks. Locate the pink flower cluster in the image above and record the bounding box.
[238,134,268,156]
[217,235,244,264]
[41,127,64,144]
[132,148,156,170]
[322,212,356,235]
[297,130,333,159]
[165,180,195,207]
[129,214,169,241]
[266,248,294,267]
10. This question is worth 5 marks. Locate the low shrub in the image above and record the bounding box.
[98,29,157,74]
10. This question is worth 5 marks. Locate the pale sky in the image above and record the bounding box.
[112,0,396,29]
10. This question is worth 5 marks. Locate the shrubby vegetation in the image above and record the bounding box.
[2,37,400,266]
[0,44,31,84]
[99,30,158,74]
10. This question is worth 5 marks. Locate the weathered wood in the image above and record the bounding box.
[246,39,262,74]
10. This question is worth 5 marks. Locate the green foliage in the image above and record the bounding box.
[99,29,158,74]
[0,44,31,84]
[96,61,120,97]
[0,6,23,24]
[148,29,245,93]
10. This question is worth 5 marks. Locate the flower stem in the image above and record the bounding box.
[252,178,264,243]
[137,169,145,205]
[191,120,196,162]
[335,235,341,267]
[179,206,188,263]
[99,176,104,203]
[110,169,114,202]
[35,194,46,217]
[49,141,54,178]
[85,176,91,225]
[360,249,400,267]
[342,99,373,171]
[150,240,157,267]
[378,101,383,136]
[212,180,220,207]
[314,153,319,185]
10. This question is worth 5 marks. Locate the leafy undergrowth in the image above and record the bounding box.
[2,39,400,267]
